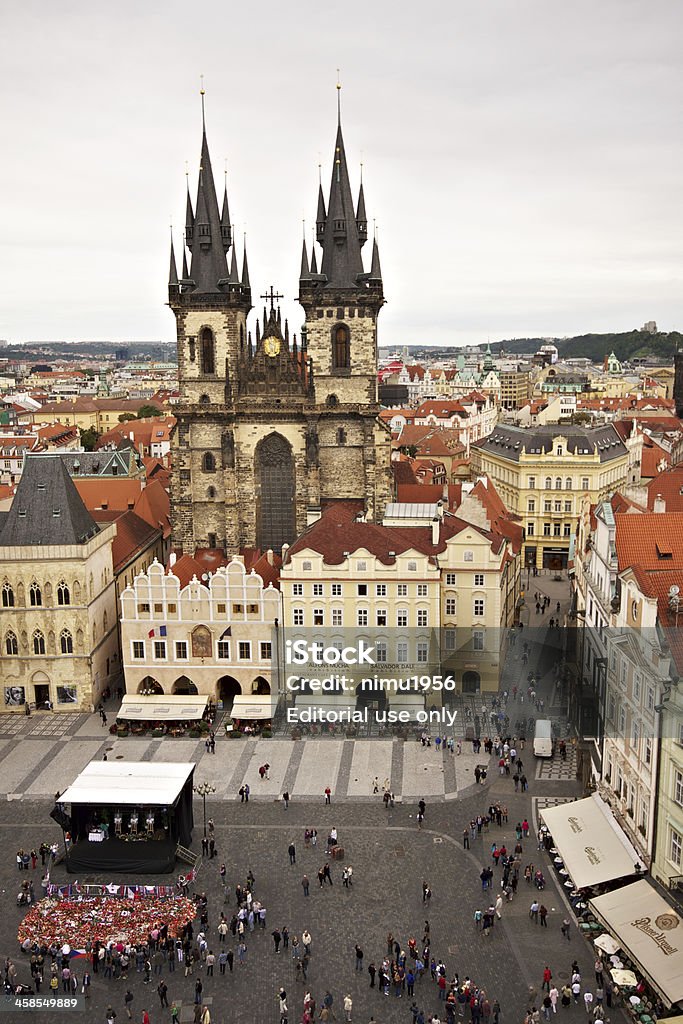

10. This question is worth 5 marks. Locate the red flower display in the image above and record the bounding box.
[17,895,196,949]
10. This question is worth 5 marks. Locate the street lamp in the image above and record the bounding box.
[193,781,216,838]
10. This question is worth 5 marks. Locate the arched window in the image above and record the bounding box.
[5,631,18,656]
[200,327,215,375]
[57,581,70,606]
[199,394,210,405]
[332,323,350,370]
[565,477,573,490]
[544,477,552,490]
[29,582,42,607]
[337,428,347,445]
[207,486,216,500]
[33,630,45,655]
[555,477,562,490]
[60,629,73,654]
[203,452,216,473]
[1,582,14,608]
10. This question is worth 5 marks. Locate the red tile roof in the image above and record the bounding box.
[646,466,683,513]
[396,483,462,508]
[640,437,671,479]
[91,509,160,573]
[286,501,510,566]
[615,513,683,571]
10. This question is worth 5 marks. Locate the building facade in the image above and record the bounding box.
[120,556,280,704]
[0,454,120,712]
[169,109,391,556]
[471,424,631,570]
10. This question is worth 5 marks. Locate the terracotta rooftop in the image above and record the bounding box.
[615,513,683,571]
[286,501,510,567]
[646,466,683,513]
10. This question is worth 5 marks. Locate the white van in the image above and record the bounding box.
[533,719,553,758]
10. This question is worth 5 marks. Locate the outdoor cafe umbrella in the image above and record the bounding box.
[594,934,621,955]
[611,969,638,988]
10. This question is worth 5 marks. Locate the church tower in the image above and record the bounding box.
[169,96,391,556]
[169,104,252,553]
[297,96,391,524]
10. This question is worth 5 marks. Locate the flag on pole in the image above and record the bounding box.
[148,626,168,638]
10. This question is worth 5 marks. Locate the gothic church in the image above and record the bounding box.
[169,103,392,555]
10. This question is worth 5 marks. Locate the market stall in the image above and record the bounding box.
[55,761,195,874]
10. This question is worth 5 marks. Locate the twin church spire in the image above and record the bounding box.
[169,112,250,299]
[169,92,382,298]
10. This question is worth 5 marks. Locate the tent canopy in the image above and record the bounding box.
[590,879,683,1007]
[118,694,209,722]
[230,695,274,721]
[540,793,643,889]
[59,762,195,807]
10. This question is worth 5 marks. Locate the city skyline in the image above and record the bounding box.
[1,0,681,348]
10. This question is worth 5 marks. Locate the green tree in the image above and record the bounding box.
[79,427,100,451]
[136,404,162,419]
[118,413,137,423]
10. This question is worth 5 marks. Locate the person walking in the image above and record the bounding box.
[288,843,296,865]
[549,985,559,1014]
[530,900,539,923]
[157,980,168,1008]
[584,992,594,1016]
[324,787,331,804]
[301,874,309,897]
[539,905,548,928]
[124,991,134,1020]
[561,919,571,941]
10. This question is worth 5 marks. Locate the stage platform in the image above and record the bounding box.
[66,836,177,874]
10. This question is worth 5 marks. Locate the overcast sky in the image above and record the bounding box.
[1,0,681,349]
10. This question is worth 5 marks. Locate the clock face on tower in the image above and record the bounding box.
[263,336,281,358]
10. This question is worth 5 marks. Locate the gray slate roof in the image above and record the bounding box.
[59,449,137,477]
[471,423,628,463]
[0,453,100,546]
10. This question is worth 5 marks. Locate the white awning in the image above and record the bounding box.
[59,762,194,807]
[590,879,683,1007]
[540,793,643,889]
[230,695,274,721]
[118,694,209,722]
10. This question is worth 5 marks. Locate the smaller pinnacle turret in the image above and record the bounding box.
[356,182,368,248]
[316,184,327,243]
[369,236,382,282]
[300,238,310,280]
[168,232,179,287]
[242,245,251,290]
[220,185,232,252]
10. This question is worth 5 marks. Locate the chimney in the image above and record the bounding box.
[432,517,440,545]
[169,552,177,569]
[266,548,274,566]
[654,493,666,514]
